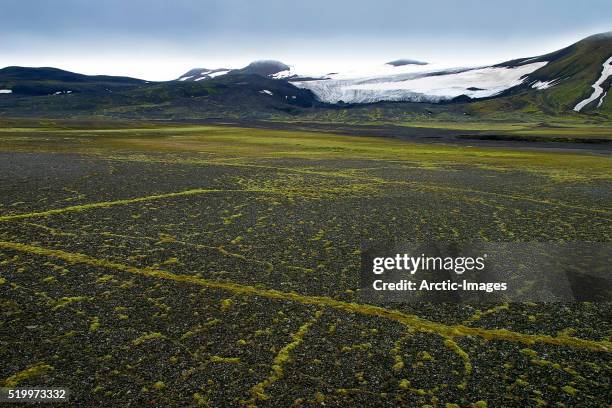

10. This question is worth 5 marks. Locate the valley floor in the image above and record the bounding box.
[0,124,610,407]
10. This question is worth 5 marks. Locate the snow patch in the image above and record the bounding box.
[272,69,294,79]
[53,90,73,95]
[0,89,12,94]
[184,69,230,82]
[574,56,612,112]
[531,79,558,90]
[597,92,607,108]
[208,70,229,78]
[292,62,547,104]
[259,89,273,96]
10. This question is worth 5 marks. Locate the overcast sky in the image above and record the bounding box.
[1,0,610,80]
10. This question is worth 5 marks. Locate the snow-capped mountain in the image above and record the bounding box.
[177,68,231,81]
[171,32,611,112]
[176,60,292,82]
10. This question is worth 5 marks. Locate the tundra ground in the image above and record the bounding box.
[0,125,610,407]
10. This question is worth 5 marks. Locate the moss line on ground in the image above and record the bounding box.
[0,240,609,353]
[1,173,608,224]
[244,310,324,407]
[0,188,278,222]
[101,155,611,214]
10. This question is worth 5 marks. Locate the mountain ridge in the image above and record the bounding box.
[0,32,610,119]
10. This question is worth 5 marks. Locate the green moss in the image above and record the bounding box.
[97,274,114,283]
[193,392,209,406]
[0,240,610,352]
[3,363,54,387]
[220,298,233,311]
[561,385,578,395]
[161,257,179,266]
[210,356,241,364]
[515,378,529,387]
[246,310,323,406]
[419,351,434,361]
[152,381,165,390]
[132,332,165,345]
[398,379,411,389]
[89,317,100,332]
[520,348,538,358]
[336,388,349,395]
[392,359,404,373]
[52,296,89,310]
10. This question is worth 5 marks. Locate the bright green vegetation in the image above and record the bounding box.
[0,124,610,180]
[277,106,612,128]
[0,124,610,407]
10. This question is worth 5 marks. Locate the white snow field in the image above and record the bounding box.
[291,62,548,104]
[0,89,13,94]
[574,56,612,111]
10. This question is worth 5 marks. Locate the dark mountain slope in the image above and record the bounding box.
[0,66,144,83]
[0,70,320,119]
[0,66,148,97]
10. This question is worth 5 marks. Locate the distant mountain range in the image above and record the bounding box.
[0,32,610,120]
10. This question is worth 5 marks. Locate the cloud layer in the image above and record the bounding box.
[1,0,610,80]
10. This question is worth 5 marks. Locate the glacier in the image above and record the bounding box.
[290,62,547,104]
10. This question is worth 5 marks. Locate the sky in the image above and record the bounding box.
[1,0,611,81]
